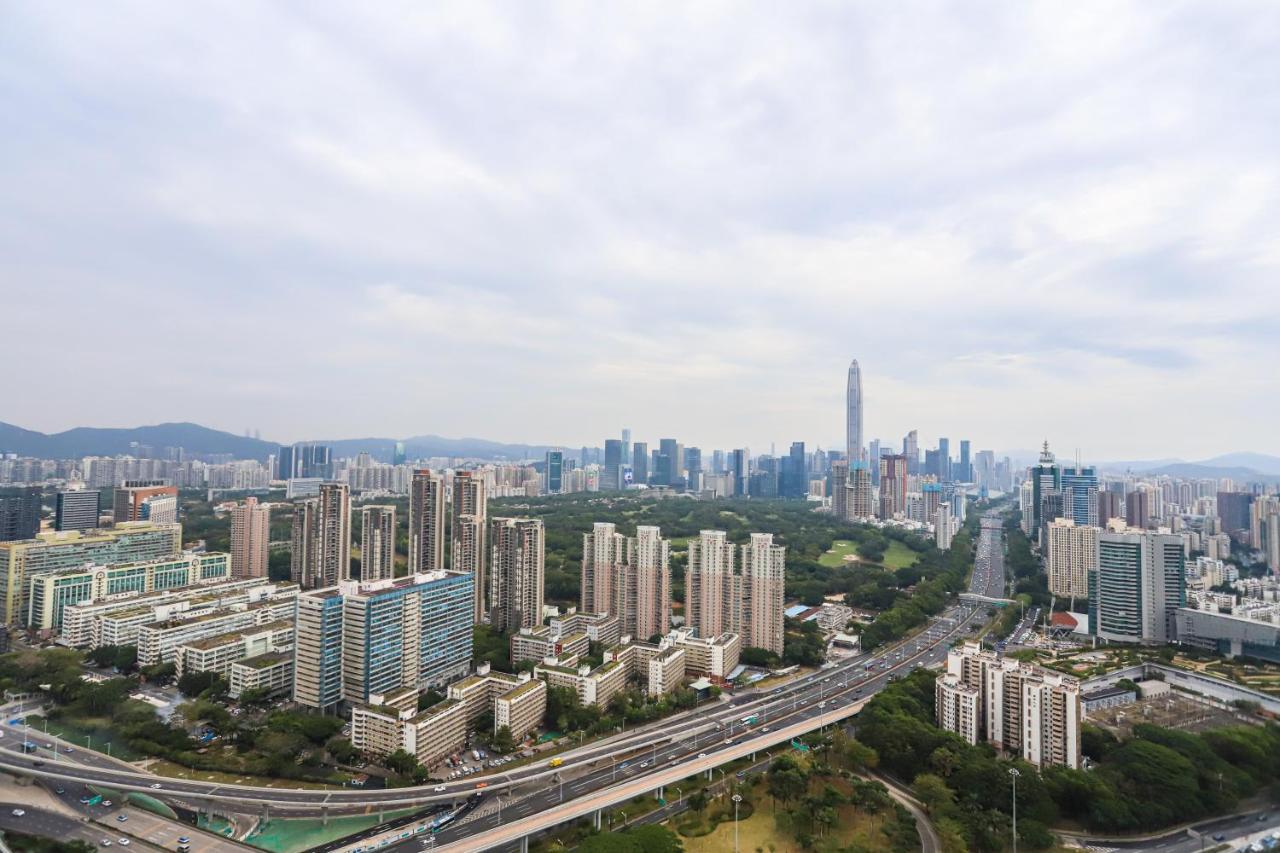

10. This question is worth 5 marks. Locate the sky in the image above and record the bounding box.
[2,2,1279,461]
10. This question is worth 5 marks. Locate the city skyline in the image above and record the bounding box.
[3,5,1279,459]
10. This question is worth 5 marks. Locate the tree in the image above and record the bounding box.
[492,725,516,754]
[177,670,219,697]
[385,749,419,775]
[577,824,682,852]
[912,773,955,815]
[767,757,808,806]
[687,789,709,816]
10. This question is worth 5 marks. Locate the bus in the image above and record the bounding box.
[740,715,758,727]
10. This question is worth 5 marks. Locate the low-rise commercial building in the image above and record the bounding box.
[136,596,298,666]
[174,620,294,678]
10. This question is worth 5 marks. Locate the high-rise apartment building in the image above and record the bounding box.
[55,489,99,533]
[230,497,271,579]
[581,523,671,640]
[1096,491,1123,526]
[830,460,848,520]
[848,461,874,519]
[544,451,564,495]
[359,505,396,582]
[488,518,544,633]
[686,530,784,655]
[112,481,178,525]
[846,359,864,463]
[450,470,487,619]
[290,483,351,590]
[0,522,182,625]
[878,454,908,519]
[408,469,445,574]
[1218,491,1255,533]
[739,533,785,654]
[1045,518,1096,601]
[938,642,1080,769]
[0,487,42,542]
[581,522,624,618]
[1125,489,1150,530]
[935,507,958,550]
[1091,522,1185,645]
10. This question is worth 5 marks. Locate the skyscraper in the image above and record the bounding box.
[686,530,783,655]
[686,530,735,640]
[684,447,702,491]
[359,505,396,582]
[603,440,624,491]
[544,451,564,494]
[937,437,950,481]
[627,525,672,640]
[230,496,270,579]
[658,438,681,487]
[731,449,748,496]
[55,489,99,533]
[1030,442,1062,543]
[958,440,972,483]
[632,442,649,486]
[621,428,631,467]
[1125,489,1150,530]
[581,522,625,617]
[846,359,864,463]
[290,482,351,589]
[1061,465,1099,527]
[0,487,42,542]
[904,431,920,476]
[1046,518,1096,602]
[488,518,544,633]
[830,460,849,520]
[409,469,445,574]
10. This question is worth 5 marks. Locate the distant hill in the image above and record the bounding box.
[0,421,571,463]
[0,421,277,460]
[1195,452,1280,476]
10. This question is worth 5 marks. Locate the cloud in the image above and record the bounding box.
[1,1,1278,458]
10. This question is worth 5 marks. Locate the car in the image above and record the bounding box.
[1213,834,1226,842]
[117,815,129,822]
[100,841,112,847]
[724,739,733,745]
[11,809,24,817]
[697,753,707,759]
[55,787,65,794]
[44,742,53,748]
[177,839,190,845]
[762,726,770,732]
[735,770,746,779]
[433,785,446,793]
[118,840,130,847]
[80,797,93,804]
[639,761,649,768]
[102,800,112,807]
[668,754,677,760]
[475,782,487,789]
[32,761,44,767]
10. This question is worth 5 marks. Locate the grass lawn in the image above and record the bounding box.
[818,540,858,568]
[26,714,143,761]
[146,759,339,789]
[679,793,893,853]
[882,540,919,570]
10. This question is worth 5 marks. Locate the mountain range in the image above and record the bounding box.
[0,422,570,463]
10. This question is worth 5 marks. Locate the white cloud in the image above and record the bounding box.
[1,1,1278,457]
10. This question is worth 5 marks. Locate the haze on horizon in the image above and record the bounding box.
[2,3,1278,460]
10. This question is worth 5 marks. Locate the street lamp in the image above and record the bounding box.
[1009,768,1020,853]
[732,794,743,853]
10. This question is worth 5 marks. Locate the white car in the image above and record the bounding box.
[118,840,130,847]
[433,785,445,792]
[149,783,162,789]
[11,808,24,817]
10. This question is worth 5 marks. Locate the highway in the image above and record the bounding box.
[0,511,1007,851]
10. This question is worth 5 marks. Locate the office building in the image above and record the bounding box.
[230,497,270,579]
[1125,489,1150,530]
[846,359,864,463]
[359,505,396,582]
[112,482,178,525]
[938,642,1080,769]
[1045,519,1096,601]
[0,521,182,625]
[1091,522,1185,645]
[488,518,544,633]
[904,430,920,476]
[29,550,230,632]
[293,571,474,711]
[174,620,294,679]
[632,442,649,485]
[136,594,298,666]
[958,440,972,483]
[0,487,42,543]
[878,454,908,519]
[290,482,351,589]
[1097,491,1122,526]
[54,489,99,533]
[603,440,624,491]
[544,451,563,494]
[1029,442,1061,539]
[685,447,702,491]
[409,469,446,574]
[1060,465,1098,527]
[1218,491,1255,533]
[657,439,681,488]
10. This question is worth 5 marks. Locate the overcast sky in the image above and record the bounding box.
[3,2,1278,460]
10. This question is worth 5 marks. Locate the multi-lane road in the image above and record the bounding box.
[0,512,1009,852]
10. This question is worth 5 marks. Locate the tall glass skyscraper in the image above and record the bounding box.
[846,359,864,463]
